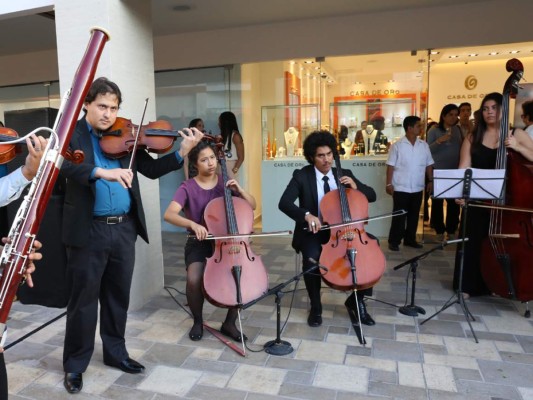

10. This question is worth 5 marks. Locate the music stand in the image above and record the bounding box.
[421,168,505,343]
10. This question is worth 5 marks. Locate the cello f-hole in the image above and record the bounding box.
[241,242,255,262]
[214,242,225,263]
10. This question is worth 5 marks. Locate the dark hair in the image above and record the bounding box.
[427,121,438,131]
[84,77,122,106]
[303,130,337,164]
[459,102,471,111]
[188,141,215,167]
[370,116,385,130]
[472,92,503,146]
[403,116,421,132]
[339,125,348,141]
[438,104,459,131]
[522,100,533,121]
[189,118,203,129]
[219,111,239,152]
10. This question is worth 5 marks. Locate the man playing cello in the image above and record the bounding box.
[278,130,377,328]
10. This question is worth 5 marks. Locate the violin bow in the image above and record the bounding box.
[187,229,293,241]
[127,98,149,170]
[304,209,407,231]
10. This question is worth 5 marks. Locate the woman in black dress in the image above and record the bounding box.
[453,93,502,298]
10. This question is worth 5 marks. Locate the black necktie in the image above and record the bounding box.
[367,137,371,152]
[322,176,330,194]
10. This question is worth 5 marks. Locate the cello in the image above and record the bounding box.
[319,150,386,291]
[202,140,269,308]
[480,59,533,312]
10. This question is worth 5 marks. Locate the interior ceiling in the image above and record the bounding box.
[0,0,531,85]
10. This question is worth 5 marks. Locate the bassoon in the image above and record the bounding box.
[0,27,110,335]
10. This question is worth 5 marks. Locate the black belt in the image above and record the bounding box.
[93,214,130,224]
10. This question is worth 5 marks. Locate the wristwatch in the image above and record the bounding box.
[232,167,238,174]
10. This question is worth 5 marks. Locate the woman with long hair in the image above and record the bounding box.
[164,141,255,342]
[219,111,244,179]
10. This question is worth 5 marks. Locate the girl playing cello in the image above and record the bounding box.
[164,140,256,341]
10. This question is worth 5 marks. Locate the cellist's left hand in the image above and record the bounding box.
[339,176,357,190]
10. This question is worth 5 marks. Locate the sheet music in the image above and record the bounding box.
[433,168,505,200]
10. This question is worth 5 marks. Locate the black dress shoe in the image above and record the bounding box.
[388,244,400,251]
[105,357,145,374]
[307,312,322,327]
[64,372,83,394]
[404,241,423,249]
[220,325,248,342]
[345,294,375,326]
[189,323,203,341]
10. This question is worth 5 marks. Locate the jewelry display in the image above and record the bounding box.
[284,127,299,157]
[362,124,377,155]
[276,146,286,158]
[341,138,353,159]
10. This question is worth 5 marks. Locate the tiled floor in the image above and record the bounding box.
[4,229,533,399]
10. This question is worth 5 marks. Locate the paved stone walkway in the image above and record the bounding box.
[4,231,533,399]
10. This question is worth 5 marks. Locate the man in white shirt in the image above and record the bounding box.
[386,116,434,251]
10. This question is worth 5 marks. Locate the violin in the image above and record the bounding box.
[0,127,21,164]
[319,150,386,291]
[202,139,268,308]
[0,127,84,164]
[99,117,183,159]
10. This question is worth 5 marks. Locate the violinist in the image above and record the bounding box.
[278,130,377,328]
[60,77,202,394]
[0,132,46,398]
[163,140,256,342]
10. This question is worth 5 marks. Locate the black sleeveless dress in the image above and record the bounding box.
[453,143,497,296]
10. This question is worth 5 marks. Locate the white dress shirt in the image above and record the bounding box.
[0,167,31,207]
[386,136,434,193]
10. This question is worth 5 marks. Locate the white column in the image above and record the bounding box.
[55,0,164,310]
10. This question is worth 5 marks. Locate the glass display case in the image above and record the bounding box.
[330,98,416,157]
[261,104,319,160]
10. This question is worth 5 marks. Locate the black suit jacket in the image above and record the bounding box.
[60,117,182,247]
[278,164,376,252]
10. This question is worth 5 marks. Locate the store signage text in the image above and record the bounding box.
[352,162,387,167]
[447,93,485,100]
[273,162,306,168]
[350,89,401,96]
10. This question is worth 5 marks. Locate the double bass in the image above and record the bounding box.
[480,58,533,312]
[319,150,386,291]
[202,141,269,308]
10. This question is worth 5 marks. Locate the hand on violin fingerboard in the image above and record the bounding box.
[21,134,48,180]
[178,127,204,158]
[95,167,133,189]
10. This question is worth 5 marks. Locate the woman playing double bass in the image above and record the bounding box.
[164,140,256,342]
[453,92,533,298]
[278,130,377,328]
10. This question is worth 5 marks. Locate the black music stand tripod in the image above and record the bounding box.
[421,168,505,343]
[243,260,322,356]
[393,239,466,317]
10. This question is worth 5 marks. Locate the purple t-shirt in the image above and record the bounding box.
[172,175,227,227]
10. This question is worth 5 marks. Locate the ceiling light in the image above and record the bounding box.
[172,5,192,12]
[509,50,520,54]
[327,80,334,84]
[430,51,440,55]
[448,55,459,59]
[388,79,395,82]
[488,52,499,56]
[354,81,361,84]
[304,60,314,64]
[289,60,296,65]
[468,53,478,57]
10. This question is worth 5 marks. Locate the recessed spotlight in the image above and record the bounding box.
[327,80,334,84]
[488,52,499,56]
[468,53,478,57]
[304,60,314,64]
[448,55,459,59]
[509,50,520,54]
[172,4,192,12]
[430,51,440,55]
